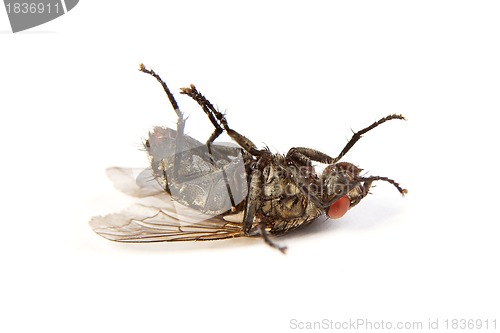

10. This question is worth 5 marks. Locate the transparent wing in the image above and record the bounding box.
[105,167,164,198]
[91,168,244,242]
[92,166,245,242]
[90,202,244,242]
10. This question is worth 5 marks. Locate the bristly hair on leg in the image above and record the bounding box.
[358,176,408,196]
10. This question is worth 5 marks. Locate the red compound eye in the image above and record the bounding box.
[327,196,350,219]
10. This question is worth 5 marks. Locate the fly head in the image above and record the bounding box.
[321,161,407,220]
[319,162,364,219]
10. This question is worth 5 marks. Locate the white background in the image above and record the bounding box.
[1,1,499,332]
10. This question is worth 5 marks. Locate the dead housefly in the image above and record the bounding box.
[90,64,407,253]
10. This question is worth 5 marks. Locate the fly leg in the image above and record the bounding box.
[285,115,405,166]
[180,85,267,157]
[332,114,406,163]
[286,147,335,165]
[139,64,187,185]
[179,84,247,210]
[180,84,224,146]
[285,114,405,200]
[139,64,184,131]
[245,168,287,253]
[286,115,407,203]
[258,219,287,254]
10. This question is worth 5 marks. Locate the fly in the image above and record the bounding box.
[89,64,408,253]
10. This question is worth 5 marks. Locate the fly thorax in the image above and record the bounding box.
[262,163,286,198]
